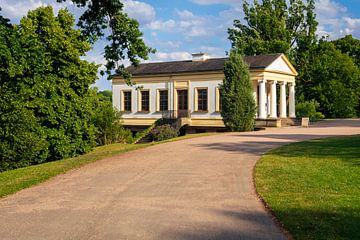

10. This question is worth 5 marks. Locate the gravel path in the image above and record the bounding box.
[0,119,359,240]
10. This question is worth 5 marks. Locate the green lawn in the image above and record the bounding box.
[0,132,217,198]
[255,135,360,240]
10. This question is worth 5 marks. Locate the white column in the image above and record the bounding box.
[267,89,271,116]
[258,79,267,119]
[289,82,296,118]
[253,82,258,118]
[270,81,277,118]
[280,82,287,118]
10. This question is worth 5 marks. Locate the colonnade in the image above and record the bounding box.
[255,80,296,119]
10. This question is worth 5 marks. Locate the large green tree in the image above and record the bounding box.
[56,0,155,82]
[0,7,99,171]
[333,35,360,66]
[220,51,256,131]
[228,0,360,118]
[228,0,317,56]
[303,40,360,117]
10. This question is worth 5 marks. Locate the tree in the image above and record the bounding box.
[97,90,112,102]
[228,0,318,101]
[0,8,10,27]
[304,41,360,117]
[220,51,256,131]
[92,99,132,145]
[333,35,360,66]
[0,7,100,171]
[228,0,360,117]
[228,0,317,56]
[56,0,155,82]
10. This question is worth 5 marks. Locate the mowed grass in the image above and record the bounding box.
[0,132,218,198]
[255,135,360,240]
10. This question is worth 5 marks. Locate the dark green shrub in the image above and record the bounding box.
[93,101,133,145]
[129,124,156,144]
[296,100,325,121]
[220,51,256,131]
[151,124,179,142]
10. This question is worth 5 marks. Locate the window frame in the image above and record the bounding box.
[122,90,132,113]
[157,89,169,112]
[140,90,150,112]
[195,87,208,112]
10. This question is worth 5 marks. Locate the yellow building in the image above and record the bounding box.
[112,53,298,132]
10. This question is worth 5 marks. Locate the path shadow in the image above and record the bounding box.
[160,209,286,240]
[193,141,284,155]
[160,207,360,240]
[235,133,338,141]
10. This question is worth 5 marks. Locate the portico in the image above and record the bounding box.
[254,80,296,120]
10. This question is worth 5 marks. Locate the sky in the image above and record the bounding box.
[1,0,360,90]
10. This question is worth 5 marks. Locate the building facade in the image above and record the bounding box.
[112,53,298,131]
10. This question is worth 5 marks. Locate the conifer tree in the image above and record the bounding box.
[220,51,256,131]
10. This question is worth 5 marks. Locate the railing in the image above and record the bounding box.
[160,110,191,119]
[177,110,191,118]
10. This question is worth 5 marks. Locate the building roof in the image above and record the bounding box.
[127,53,283,76]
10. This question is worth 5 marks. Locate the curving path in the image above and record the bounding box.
[0,119,359,240]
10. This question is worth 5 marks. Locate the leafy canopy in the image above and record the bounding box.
[228,0,317,56]
[0,6,99,171]
[228,0,360,118]
[302,40,360,118]
[56,0,155,82]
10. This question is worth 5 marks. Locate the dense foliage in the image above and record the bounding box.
[221,51,256,131]
[228,0,360,118]
[0,6,145,172]
[97,90,112,102]
[0,7,100,171]
[151,124,179,142]
[301,41,360,117]
[333,35,360,66]
[296,100,324,121]
[56,0,155,82]
[93,99,133,145]
[228,0,317,56]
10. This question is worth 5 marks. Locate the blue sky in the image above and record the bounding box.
[1,0,360,90]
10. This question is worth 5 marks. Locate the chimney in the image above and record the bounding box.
[192,53,210,62]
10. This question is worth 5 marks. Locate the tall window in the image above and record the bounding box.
[159,90,168,111]
[141,90,150,112]
[123,91,131,112]
[197,88,208,111]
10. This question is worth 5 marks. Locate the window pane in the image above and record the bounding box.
[141,91,150,111]
[197,89,207,111]
[123,91,131,112]
[159,90,168,111]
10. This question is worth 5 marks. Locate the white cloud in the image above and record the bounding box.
[147,19,177,30]
[146,9,225,39]
[0,0,76,22]
[123,0,155,25]
[190,0,243,6]
[150,51,192,62]
[315,0,360,39]
[0,0,46,18]
[199,46,225,57]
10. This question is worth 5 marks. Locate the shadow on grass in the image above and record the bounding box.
[272,207,360,240]
[269,135,360,166]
